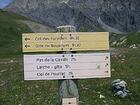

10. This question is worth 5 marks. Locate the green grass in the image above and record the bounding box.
[0,49,140,105]
[110,32,140,48]
[127,32,140,46]
[0,10,32,58]
[79,48,140,105]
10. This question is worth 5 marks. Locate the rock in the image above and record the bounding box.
[120,36,126,41]
[111,69,115,72]
[0,81,7,86]
[97,91,101,94]
[112,79,131,98]
[99,94,105,99]
[10,60,14,63]
[112,41,117,46]
[120,39,127,45]
[0,69,7,73]
[121,59,125,61]
[129,44,138,48]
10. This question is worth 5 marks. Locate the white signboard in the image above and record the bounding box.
[62,98,77,105]
[24,53,111,80]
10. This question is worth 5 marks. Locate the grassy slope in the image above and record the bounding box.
[127,32,140,45]
[110,32,140,47]
[1,49,140,105]
[0,10,140,105]
[79,48,140,105]
[0,10,32,58]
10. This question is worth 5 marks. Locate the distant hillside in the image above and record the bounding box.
[0,9,32,58]
[6,0,140,32]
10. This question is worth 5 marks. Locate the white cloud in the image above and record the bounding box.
[0,0,14,9]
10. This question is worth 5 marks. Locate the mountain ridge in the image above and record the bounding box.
[6,0,140,32]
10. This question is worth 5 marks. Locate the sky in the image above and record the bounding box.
[0,0,14,9]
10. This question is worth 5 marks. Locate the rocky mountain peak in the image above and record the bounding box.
[7,0,140,32]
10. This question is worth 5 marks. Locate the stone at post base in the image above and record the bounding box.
[57,25,79,105]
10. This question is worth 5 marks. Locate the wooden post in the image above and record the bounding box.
[57,25,79,105]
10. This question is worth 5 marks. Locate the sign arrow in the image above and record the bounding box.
[25,45,31,48]
[25,38,30,41]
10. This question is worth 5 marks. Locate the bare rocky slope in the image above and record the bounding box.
[6,0,140,32]
[19,20,55,33]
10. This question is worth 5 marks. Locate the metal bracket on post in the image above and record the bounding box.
[57,25,79,105]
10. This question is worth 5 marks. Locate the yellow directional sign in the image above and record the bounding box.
[22,32,109,52]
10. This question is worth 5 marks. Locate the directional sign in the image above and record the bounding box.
[24,53,111,80]
[22,32,109,52]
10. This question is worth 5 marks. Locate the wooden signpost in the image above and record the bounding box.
[57,26,79,105]
[22,25,111,105]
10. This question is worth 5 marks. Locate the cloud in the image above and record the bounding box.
[0,0,14,9]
